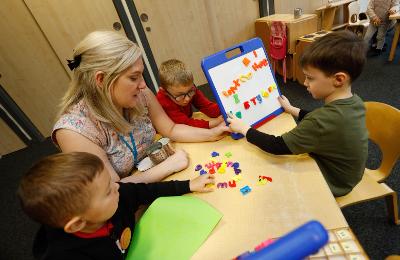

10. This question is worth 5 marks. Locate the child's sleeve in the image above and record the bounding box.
[119,181,190,209]
[192,89,221,118]
[281,117,321,154]
[244,109,313,155]
[157,90,211,128]
[298,109,311,121]
[246,128,292,155]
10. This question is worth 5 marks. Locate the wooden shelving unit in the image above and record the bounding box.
[316,0,355,30]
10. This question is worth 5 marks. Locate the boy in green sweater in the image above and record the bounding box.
[227,30,368,197]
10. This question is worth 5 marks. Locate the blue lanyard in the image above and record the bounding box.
[118,132,138,166]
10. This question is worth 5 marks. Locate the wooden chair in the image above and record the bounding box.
[386,255,400,260]
[336,102,400,225]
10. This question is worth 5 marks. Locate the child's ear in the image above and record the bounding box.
[333,72,348,88]
[95,71,105,87]
[64,216,86,233]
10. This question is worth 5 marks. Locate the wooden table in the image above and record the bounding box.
[167,112,348,259]
[389,12,400,62]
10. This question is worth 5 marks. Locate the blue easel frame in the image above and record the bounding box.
[201,37,284,139]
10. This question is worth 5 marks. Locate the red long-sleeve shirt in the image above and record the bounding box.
[156,88,221,128]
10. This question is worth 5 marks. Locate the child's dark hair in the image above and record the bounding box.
[17,152,104,228]
[300,30,367,82]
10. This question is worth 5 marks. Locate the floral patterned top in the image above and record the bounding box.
[52,92,156,178]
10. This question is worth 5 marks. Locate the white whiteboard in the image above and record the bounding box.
[207,47,282,127]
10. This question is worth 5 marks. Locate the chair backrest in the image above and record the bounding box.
[365,102,400,180]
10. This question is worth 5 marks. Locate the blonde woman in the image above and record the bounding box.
[53,31,229,183]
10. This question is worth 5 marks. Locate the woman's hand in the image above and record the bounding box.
[189,174,215,192]
[209,121,230,141]
[226,113,250,135]
[278,95,300,118]
[164,149,189,173]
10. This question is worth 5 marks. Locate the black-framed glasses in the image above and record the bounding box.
[164,85,196,102]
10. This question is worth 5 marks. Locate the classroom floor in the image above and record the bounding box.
[1,31,399,259]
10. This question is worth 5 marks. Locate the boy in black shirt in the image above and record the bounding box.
[18,152,214,260]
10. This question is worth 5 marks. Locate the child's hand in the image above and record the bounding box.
[278,95,300,117]
[388,9,397,15]
[165,149,189,173]
[226,112,250,135]
[372,17,381,26]
[209,115,224,128]
[278,95,293,112]
[209,121,230,141]
[189,174,215,192]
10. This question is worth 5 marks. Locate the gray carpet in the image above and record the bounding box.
[0,31,399,259]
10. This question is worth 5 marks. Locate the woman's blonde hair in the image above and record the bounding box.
[58,31,143,133]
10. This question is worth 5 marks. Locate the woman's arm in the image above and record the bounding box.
[144,88,230,142]
[120,149,189,183]
[56,129,190,183]
[55,129,121,182]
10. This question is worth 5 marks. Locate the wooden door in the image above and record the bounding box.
[0,0,124,143]
[24,0,125,74]
[0,119,26,155]
[134,0,260,86]
[0,0,70,137]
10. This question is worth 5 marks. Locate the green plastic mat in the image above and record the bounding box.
[126,196,222,260]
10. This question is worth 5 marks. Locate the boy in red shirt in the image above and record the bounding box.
[156,59,223,129]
